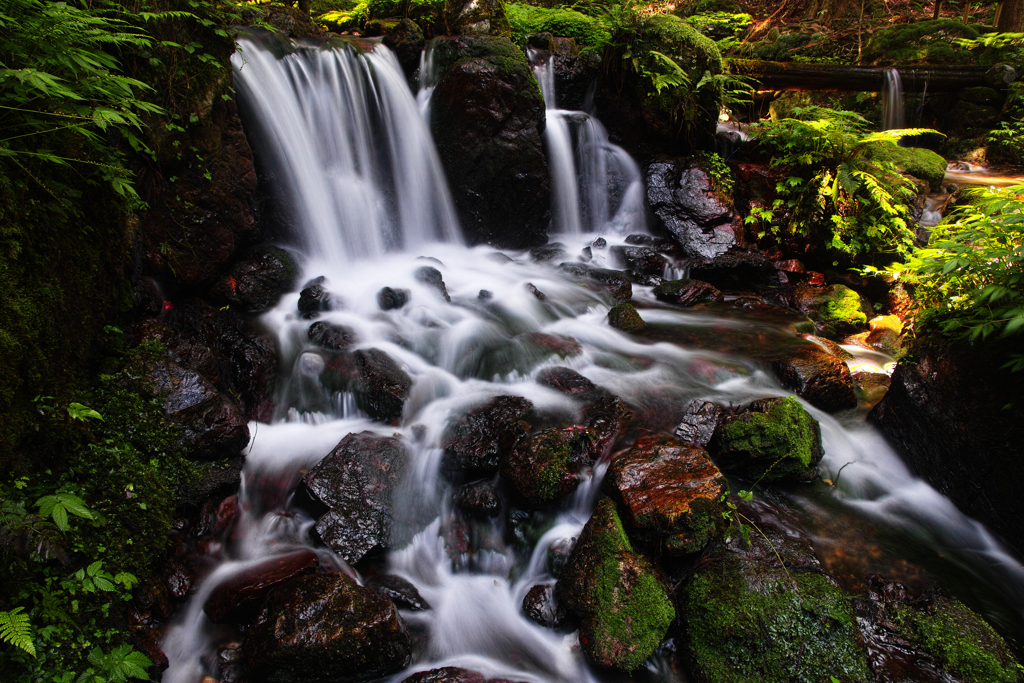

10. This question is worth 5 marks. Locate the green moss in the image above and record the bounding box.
[716,396,823,482]
[507,4,611,48]
[892,598,1023,683]
[863,142,948,191]
[608,303,646,332]
[684,566,871,683]
[862,19,979,65]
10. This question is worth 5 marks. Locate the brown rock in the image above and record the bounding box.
[501,427,594,506]
[204,550,319,623]
[765,343,857,413]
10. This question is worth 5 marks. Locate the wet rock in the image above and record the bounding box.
[592,237,607,249]
[610,246,669,283]
[321,349,412,423]
[441,395,532,473]
[536,367,597,396]
[302,431,408,564]
[243,573,411,683]
[686,251,780,291]
[298,278,332,316]
[446,0,509,37]
[682,497,872,683]
[646,159,736,259]
[366,574,431,611]
[478,289,493,300]
[546,536,575,578]
[556,498,675,672]
[607,303,645,332]
[853,372,890,408]
[764,344,857,413]
[624,233,683,257]
[557,262,632,303]
[164,558,193,600]
[579,246,593,262]
[709,396,824,483]
[415,266,451,302]
[501,427,595,506]
[429,36,549,249]
[211,245,300,314]
[673,399,722,448]
[609,435,727,554]
[133,358,249,460]
[522,584,567,628]
[518,333,580,359]
[402,668,483,683]
[866,314,906,357]
[382,18,425,77]
[525,283,547,301]
[204,550,319,623]
[453,479,501,517]
[531,243,568,263]
[307,321,356,352]
[770,284,868,338]
[584,395,634,459]
[652,278,723,306]
[377,287,409,311]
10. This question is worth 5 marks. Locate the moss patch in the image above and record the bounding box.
[863,142,948,192]
[712,396,823,482]
[862,19,979,65]
[608,303,646,332]
[507,4,610,49]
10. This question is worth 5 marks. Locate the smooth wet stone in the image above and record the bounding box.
[365,574,431,611]
[610,245,669,281]
[584,395,633,459]
[652,278,723,306]
[377,287,409,310]
[501,426,595,507]
[307,321,356,352]
[204,550,319,623]
[243,573,411,683]
[607,303,646,332]
[609,434,727,554]
[531,243,568,263]
[557,262,632,303]
[302,431,407,564]
[298,277,332,316]
[211,245,300,314]
[709,396,824,483]
[441,395,532,473]
[320,349,412,423]
[452,479,501,517]
[765,344,857,413]
[556,498,675,672]
[525,282,547,301]
[415,266,451,302]
[522,584,567,628]
[673,399,723,448]
[536,367,598,396]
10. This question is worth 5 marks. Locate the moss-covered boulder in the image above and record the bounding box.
[501,426,595,506]
[556,498,676,672]
[783,284,868,338]
[608,303,646,332]
[682,499,872,683]
[862,19,979,66]
[429,36,549,249]
[863,141,948,192]
[608,434,728,555]
[709,396,824,483]
[446,0,510,37]
[507,4,610,49]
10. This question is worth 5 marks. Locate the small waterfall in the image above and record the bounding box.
[881,67,905,131]
[530,51,646,236]
[232,32,461,267]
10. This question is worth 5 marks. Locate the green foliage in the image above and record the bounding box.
[695,150,733,195]
[987,121,1024,165]
[751,106,939,259]
[35,493,94,532]
[507,3,612,49]
[683,11,752,52]
[862,19,979,65]
[67,404,103,422]
[0,608,34,658]
[78,644,153,683]
[876,185,1024,357]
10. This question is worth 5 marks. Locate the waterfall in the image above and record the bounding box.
[881,67,905,131]
[232,32,461,268]
[530,51,646,236]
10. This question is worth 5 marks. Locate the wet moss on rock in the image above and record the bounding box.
[862,19,979,65]
[608,303,646,332]
[863,142,948,192]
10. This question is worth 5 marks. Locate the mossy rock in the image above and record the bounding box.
[862,19,979,66]
[789,284,868,338]
[608,303,646,332]
[709,396,823,483]
[501,426,595,506]
[507,4,610,49]
[556,498,676,672]
[862,141,948,192]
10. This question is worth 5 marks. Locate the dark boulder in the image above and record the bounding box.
[522,584,568,629]
[584,395,633,459]
[366,574,431,611]
[204,551,319,623]
[298,278,332,316]
[536,367,598,396]
[556,498,675,672]
[429,36,549,249]
[609,246,669,283]
[453,479,501,517]
[321,349,412,424]
[764,344,857,413]
[377,287,409,311]
[301,431,408,564]
[382,19,425,78]
[607,303,645,332]
[646,159,737,259]
[652,278,723,306]
[415,266,451,302]
[243,573,411,683]
[673,399,723,448]
[307,321,356,352]
[211,245,300,314]
[441,395,532,473]
[501,427,595,507]
[558,262,632,303]
[608,435,727,554]
[709,396,824,483]
[686,251,780,291]
[401,668,482,683]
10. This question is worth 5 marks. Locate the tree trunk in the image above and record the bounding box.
[997,0,1024,30]
[933,0,943,19]
[728,59,988,91]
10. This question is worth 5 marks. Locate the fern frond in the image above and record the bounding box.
[837,161,860,196]
[859,128,943,144]
[0,607,36,657]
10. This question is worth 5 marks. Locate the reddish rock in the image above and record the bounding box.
[441,396,532,472]
[536,367,597,396]
[652,278,724,306]
[609,434,727,554]
[520,333,581,358]
[765,344,857,413]
[204,550,319,623]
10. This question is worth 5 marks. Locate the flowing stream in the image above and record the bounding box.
[163,36,1024,683]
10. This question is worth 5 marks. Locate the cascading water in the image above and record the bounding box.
[162,35,1024,683]
[881,67,905,131]
[529,52,646,237]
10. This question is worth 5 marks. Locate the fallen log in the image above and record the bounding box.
[727,58,990,92]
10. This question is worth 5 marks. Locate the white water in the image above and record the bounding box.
[162,36,1024,683]
[881,67,905,131]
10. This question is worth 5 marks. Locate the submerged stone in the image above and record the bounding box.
[558,261,632,303]
[377,286,409,311]
[441,395,532,472]
[298,278,332,316]
[556,498,675,672]
[536,366,598,396]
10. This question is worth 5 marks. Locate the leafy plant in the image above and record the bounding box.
[67,404,103,422]
[74,644,152,683]
[0,608,34,658]
[987,121,1024,165]
[35,493,94,532]
[696,150,734,195]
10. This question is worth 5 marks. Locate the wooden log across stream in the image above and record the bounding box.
[728,58,990,92]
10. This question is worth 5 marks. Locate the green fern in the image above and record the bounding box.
[0,607,36,657]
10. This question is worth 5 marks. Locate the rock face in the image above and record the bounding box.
[204,551,319,623]
[302,432,407,564]
[501,427,595,506]
[320,349,412,423]
[682,498,872,683]
[429,36,549,249]
[870,334,1024,554]
[765,344,857,413]
[210,245,299,314]
[556,498,675,672]
[652,278,723,306]
[646,159,737,259]
[609,435,727,554]
[243,573,411,683]
[709,396,823,483]
[441,395,532,473]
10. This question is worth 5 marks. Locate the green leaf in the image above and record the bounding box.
[0,607,35,657]
[738,489,754,502]
[68,403,103,421]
